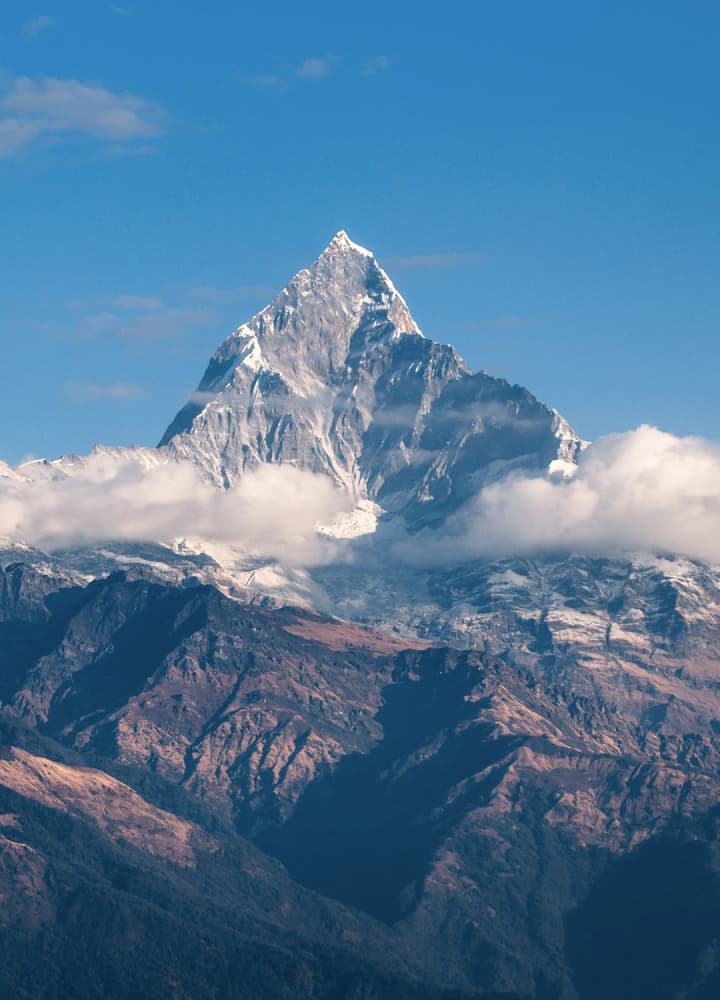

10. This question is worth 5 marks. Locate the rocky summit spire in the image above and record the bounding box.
[158,230,426,462]
[320,230,374,258]
[160,232,580,518]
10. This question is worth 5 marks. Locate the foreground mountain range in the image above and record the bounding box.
[1,233,720,998]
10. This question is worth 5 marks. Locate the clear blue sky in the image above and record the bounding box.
[1,0,719,463]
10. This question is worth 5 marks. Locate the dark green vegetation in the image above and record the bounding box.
[566,814,720,1000]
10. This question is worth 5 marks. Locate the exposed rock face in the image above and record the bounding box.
[162,232,580,526]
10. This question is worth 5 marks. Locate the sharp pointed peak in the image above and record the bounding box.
[321,230,374,259]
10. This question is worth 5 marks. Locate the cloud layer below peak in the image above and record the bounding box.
[0,454,348,566]
[395,425,720,567]
[2,425,719,573]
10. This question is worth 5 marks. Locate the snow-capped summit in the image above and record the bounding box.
[162,232,582,521]
[166,229,421,402]
[323,229,374,257]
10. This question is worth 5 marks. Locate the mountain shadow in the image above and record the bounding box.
[259,649,522,923]
[566,814,720,1000]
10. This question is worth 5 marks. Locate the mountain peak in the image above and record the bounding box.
[160,232,580,502]
[308,230,418,339]
[321,230,373,259]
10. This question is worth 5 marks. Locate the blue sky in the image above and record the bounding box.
[1,0,719,463]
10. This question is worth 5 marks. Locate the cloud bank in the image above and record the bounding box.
[0,453,348,566]
[3,425,718,572]
[396,426,720,567]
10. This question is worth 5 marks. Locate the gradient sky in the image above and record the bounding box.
[1,0,719,464]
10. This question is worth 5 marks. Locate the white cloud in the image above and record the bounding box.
[22,15,54,38]
[0,76,166,157]
[363,55,391,76]
[395,426,720,567]
[64,382,145,403]
[1,454,348,565]
[296,56,334,80]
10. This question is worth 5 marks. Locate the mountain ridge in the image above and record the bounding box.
[1,232,720,998]
[160,231,581,520]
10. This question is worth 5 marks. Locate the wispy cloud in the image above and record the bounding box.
[296,56,335,80]
[0,75,166,157]
[252,74,287,94]
[61,284,250,346]
[384,252,485,270]
[76,311,119,336]
[363,55,391,76]
[111,295,164,310]
[63,282,273,347]
[188,284,276,303]
[118,309,210,339]
[0,119,43,156]
[22,15,55,38]
[254,53,384,92]
[65,382,145,403]
[188,390,220,406]
[79,307,210,340]
[109,4,130,14]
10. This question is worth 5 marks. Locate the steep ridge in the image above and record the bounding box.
[0,722,473,1000]
[161,232,580,525]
